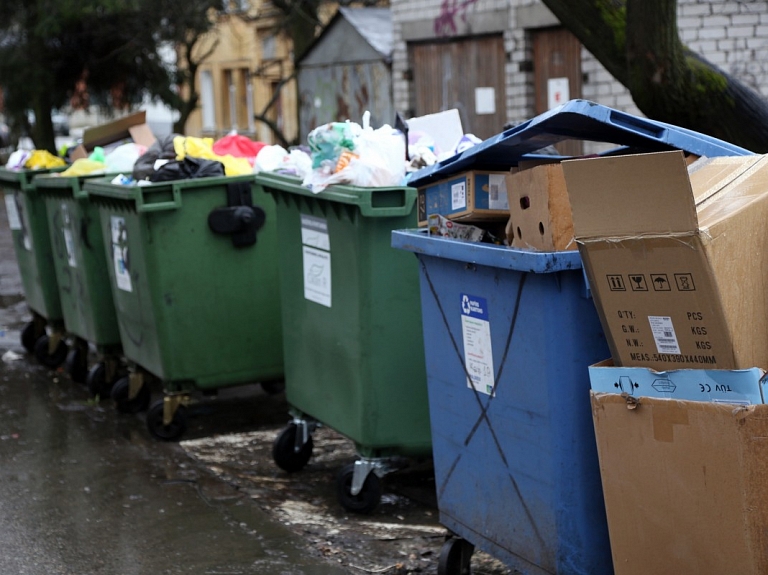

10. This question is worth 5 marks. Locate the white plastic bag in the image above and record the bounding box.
[105,143,147,173]
[303,118,406,193]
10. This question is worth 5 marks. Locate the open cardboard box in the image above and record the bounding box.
[69,111,156,160]
[505,161,576,251]
[563,151,768,370]
[590,360,768,574]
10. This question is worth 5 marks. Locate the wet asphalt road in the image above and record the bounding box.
[0,199,346,574]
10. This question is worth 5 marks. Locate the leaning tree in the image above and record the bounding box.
[541,0,768,151]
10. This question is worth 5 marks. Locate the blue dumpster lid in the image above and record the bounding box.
[391,229,582,273]
[408,99,753,188]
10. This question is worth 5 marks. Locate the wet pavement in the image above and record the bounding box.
[0,198,511,574]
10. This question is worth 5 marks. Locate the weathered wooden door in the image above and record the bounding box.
[532,27,583,155]
[410,35,506,142]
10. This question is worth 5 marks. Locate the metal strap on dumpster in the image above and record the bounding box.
[207,181,266,248]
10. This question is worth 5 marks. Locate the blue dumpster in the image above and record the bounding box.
[395,100,753,574]
[392,230,611,574]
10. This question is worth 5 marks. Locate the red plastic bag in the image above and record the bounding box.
[212,134,267,163]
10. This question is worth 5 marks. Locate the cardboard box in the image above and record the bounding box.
[562,151,768,370]
[505,162,576,251]
[69,111,156,160]
[417,170,510,226]
[591,391,768,575]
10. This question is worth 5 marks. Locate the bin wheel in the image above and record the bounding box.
[21,321,42,353]
[111,376,151,414]
[272,424,313,473]
[65,347,88,384]
[146,400,187,441]
[437,537,474,575]
[260,380,285,395]
[33,335,69,368]
[336,463,382,515]
[86,362,115,399]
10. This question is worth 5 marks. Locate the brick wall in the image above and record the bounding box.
[392,0,768,134]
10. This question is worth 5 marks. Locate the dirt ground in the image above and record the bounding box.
[178,401,513,575]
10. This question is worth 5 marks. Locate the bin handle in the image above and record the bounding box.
[357,187,417,218]
[135,184,183,212]
[72,179,89,200]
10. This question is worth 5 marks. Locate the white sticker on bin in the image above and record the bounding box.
[301,214,330,250]
[461,293,495,396]
[5,195,21,230]
[110,216,132,292]
[303,246,331,308]
[61,203,77,268]
[648,315,681,355]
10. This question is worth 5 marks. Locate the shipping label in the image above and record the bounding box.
[110,216,132,292]
[461,293,495,396]
[648,315,681,355]
[451,182,467,211]
[487,174,509,210]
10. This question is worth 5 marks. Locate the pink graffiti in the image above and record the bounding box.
[433,0,479,37]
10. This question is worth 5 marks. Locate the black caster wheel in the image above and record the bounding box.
[260,380,285,395]
[146,400,187,441]
[86,362,115,399]
[65,347,88,383]
[21,321,43,353]
[110,376,151,414]
[272,423,313,472]
[336,462,382,515]
[437,537,475,575]
[33,335,69,368]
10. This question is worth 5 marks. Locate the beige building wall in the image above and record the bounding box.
[185,2,299,145]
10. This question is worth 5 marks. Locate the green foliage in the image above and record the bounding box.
[595,0,627,52]
[0,0,218,150]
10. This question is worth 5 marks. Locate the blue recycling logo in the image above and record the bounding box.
[460,294,489,321]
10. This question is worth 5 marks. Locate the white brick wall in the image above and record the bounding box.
[391,0,768,129]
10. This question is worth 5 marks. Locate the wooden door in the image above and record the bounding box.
[532,27,583,156]
[410,35,506,142]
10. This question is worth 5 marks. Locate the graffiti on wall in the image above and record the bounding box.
[434,0,480,37]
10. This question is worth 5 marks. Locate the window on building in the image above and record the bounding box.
[221,0,249,13]
[200,70,215,132]
[223,68,254,133]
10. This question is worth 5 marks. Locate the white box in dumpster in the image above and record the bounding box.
[562,151,768,371]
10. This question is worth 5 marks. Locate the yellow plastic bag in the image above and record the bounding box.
[24,150,66,170]
[60,158,107,177]
[173,136,252,176]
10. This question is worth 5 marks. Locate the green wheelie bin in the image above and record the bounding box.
[254,172,430,514]
[84,174,284,440]
[34,173,124,396]
[0,166,69,364]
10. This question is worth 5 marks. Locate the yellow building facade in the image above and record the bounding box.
[184,2,299,145]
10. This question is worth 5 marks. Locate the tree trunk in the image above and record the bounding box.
[541,0,768,152]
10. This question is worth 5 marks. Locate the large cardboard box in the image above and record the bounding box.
[69,111,156,160]
[417,170,510,226]
[591,391,768,575]
[562,151,768,370]
[505,162,576,251]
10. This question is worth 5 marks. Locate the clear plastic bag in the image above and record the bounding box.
[303,113,406,193]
